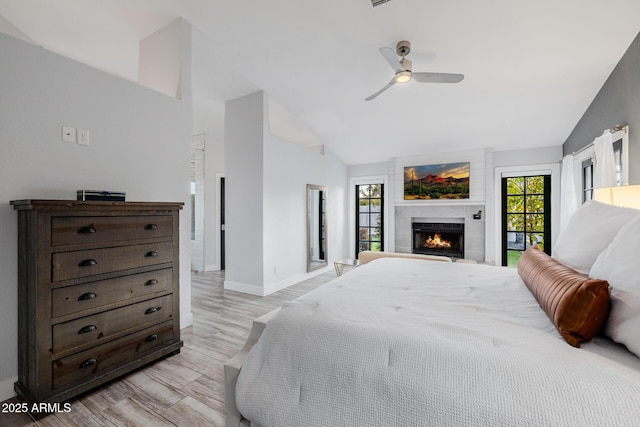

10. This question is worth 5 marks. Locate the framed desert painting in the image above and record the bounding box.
[404,162,470,200]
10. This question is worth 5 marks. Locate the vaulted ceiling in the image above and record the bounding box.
[1,0,639,164]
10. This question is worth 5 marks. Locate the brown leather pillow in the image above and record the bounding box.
[517,245,610,347]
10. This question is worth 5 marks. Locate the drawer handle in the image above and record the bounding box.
[145,251,158,258]
[145,224,158,230]
[145,334,159,342]
[78,292,97,301]
[78,226,96,234]
[145,279,158,286]
[80,358,98,369]
[79,259,98,267]
[78,325,97,334]
[145,307,162,315]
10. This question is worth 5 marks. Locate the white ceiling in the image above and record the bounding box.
[1,0,639,165]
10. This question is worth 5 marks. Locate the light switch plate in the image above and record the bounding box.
[77,129,90,146]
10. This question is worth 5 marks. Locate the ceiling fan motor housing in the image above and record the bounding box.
[396,40,411,57]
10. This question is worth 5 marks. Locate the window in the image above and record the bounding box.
[502,175,551,267]
[613,138,623,185]
[582,158,594,203]
[356,184,384,256]
[579,128,628,205]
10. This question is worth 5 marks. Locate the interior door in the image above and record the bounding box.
[220,177,225,270]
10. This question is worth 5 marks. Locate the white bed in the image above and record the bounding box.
[227,257,640,427]
[225,199,640,426]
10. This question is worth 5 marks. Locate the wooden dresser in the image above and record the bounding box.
[10,200,183,407]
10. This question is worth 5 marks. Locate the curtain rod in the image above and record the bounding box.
[569,124,628,157]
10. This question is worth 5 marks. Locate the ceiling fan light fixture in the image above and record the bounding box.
[395,70,411,83]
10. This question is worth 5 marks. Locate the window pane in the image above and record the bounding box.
[525,176,544,194]
[584,164,593,189]
[525,195,544,213]
[356,183,384,256]
[526,233,544,250]
[526,214,545,232]
[371,227,381,239]
[506,232,525,250]
[507,214,524,231]
[506,196,524,213]
[359,227,370,240]
[507,250,522,267]
[507,177,525,195]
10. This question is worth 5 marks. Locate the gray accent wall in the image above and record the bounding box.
[563,31,640,184]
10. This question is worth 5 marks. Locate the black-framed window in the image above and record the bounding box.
[356,184,383,256]
[582,158,594,203]
[502,175,551,267]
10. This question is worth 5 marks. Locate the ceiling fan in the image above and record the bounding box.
[365,40,464,101]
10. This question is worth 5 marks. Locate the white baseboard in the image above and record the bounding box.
[0,376,16,402]
[263,267,332,296]
[224,267,333,297]
[224,280,264,296]
[204,264,219,272]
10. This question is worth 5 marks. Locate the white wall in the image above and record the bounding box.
[263,138,348,293]
[191,26,227,271]
[224,91,349,296]
[0,31,193,400]
[224,91,266,291]
[139,18,184,99]
[493,146,562,168]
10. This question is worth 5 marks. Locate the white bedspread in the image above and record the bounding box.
[235,258,640,426]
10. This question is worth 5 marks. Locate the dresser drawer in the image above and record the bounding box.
[52,268,173,319]
[52,241,173,282]
[52,215,173,246]
[53,320,176,389]
[52,294,173,354]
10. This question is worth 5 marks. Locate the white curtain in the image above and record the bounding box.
[559,154,578,232]
[593,131,617,188]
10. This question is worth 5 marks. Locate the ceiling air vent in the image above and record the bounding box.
[371,0,392,7]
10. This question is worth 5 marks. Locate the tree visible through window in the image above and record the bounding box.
[356,184,383,256]
[502,175,551,267]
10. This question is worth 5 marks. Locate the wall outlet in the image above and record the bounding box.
[77,129,90,146]
[62,126,76,143]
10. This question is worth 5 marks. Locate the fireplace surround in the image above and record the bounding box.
[395,204,485,262]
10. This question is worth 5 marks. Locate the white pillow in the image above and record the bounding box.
[552,200,640,274]
[590,215,640,358]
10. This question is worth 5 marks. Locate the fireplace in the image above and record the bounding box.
[412,222,464,259]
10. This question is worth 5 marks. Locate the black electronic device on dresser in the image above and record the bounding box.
[10,200,183,414]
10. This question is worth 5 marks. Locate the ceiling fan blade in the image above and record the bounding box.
[379,47,402,72]
[365,79,396,101]
[412,72,464,83]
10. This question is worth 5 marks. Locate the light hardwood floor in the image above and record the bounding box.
[0,270,335,427]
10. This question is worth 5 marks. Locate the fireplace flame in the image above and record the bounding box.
[425,234,452,249]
